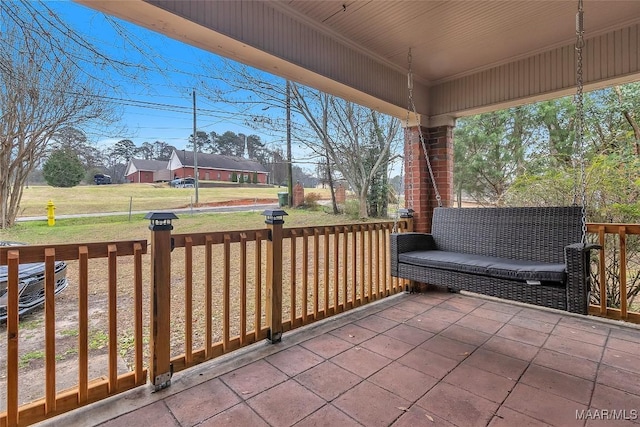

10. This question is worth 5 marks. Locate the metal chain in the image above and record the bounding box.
[407,49,443,207]
[575,0,587,244]
[392,145,405,233]
[392,87,412,233]
[407,50,415,212]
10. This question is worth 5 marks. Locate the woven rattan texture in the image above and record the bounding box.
[391,207,592,314]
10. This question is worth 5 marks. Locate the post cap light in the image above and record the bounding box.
[145,212,179,231]
[399,208,415,218]
[261,209,288,224]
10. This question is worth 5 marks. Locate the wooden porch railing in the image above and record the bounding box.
[166,216,413,375]
[0,241,147,427]
[587,223,640,323]
[6,216,638,426]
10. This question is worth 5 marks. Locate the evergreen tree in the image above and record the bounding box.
[43,149,85,187]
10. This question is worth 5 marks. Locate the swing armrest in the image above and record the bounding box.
[390,233,437,276]
[564,243,601,315]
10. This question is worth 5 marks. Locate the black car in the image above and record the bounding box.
[0,242,69,322]
[94,173,112,185]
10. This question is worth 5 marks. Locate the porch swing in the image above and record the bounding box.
[390,0,599,314]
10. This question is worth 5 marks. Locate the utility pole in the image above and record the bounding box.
[193,89,199,204]
[286,81,293,207]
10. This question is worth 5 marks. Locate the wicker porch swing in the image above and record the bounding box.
[390,0,599,314]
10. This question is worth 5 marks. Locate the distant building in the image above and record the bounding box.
[125,151,269,184]
[125,159,171,183]
[168,150,269,184]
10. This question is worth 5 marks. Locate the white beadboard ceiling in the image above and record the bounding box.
[280,0,640,84]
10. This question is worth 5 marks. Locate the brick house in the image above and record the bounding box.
[168,150,269,184]
[124,159,171,183]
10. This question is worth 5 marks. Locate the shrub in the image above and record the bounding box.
[301,192,322,209]
[43,149,85,187]
[252,172,258,184]
[231,172,237,182]
[344,198,361,219]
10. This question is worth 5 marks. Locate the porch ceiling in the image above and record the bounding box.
[77,0,640,121]
[284,0,639,84]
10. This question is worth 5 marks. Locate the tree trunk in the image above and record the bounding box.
[325,148,339,214]
[358,184,369,218]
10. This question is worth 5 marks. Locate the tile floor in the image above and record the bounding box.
[46,289,640,427]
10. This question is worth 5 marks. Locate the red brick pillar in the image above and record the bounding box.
[404,124,454,232]
[292,182,305,207]
[335,184,346,205]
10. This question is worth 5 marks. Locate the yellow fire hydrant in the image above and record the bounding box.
[46,200,55,226]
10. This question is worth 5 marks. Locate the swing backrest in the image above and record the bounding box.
[431,206,583,264]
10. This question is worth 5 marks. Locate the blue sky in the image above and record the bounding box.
[40,1,404,176]
[49,1,285,152]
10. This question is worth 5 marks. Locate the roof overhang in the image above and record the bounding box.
[76,0,640,122]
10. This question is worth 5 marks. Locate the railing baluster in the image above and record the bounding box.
[314,228,320,319]
[333,227,339,313]
[351,226,357,308]
[205,236,213,359]
[290,231,297,325]
[185,237,193,365]
[598,226,606,315]
[133,243,144,385]
[375,225,381,298]
[255,236,262,341]
[44,248,56,412]
[240,233,247,345]
[7,250,20,427]
[342,226,348,311]
[368,225,373,301]
[324,228,330,316]
[107,245,117,393]
[78,246,89,402]
[223,234,231,351]
[382,227,388,296]
[359,226,365,305]
[619,226,627,319]
[302,230,309,323]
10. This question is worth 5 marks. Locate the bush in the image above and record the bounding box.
[43,149,85,187]
[252,172,258,184]
[344,198,360,219]
[238,173,245,184]
[231,172,237,182]
[301,192,322,209]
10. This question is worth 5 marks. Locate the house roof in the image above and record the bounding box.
[177,150,268,173]
[125,158,169,176]
[130,159,169,172]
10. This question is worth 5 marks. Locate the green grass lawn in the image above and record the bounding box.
[0,208,365,245]
[1,183,342,243]
[17,183,330,217]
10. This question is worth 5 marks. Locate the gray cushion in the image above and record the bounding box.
[398,250,566,283]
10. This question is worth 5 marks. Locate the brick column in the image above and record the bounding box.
[335,184,346,205]
[292,182,305,207]
[404,124,454,232]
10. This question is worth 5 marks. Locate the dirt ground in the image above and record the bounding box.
[0,206,383,412]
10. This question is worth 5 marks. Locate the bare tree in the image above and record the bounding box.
[290,85,400,218]
[201,60,401,217]
[51,127,103,169]
[0,6,115,227]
